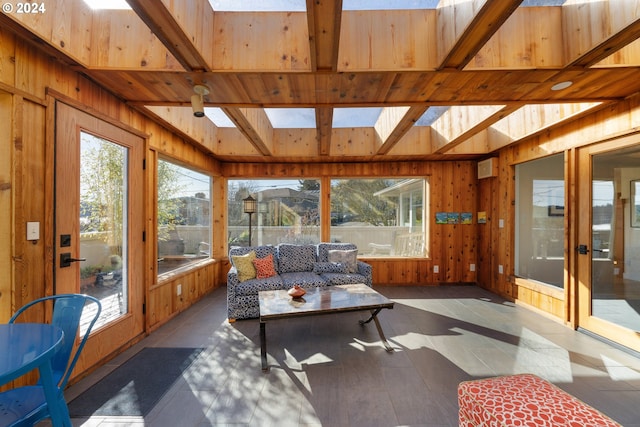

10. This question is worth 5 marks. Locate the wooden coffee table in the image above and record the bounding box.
[258,283,394,371]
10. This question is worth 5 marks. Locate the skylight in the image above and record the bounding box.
[210,0,306,12]
[343,0,438,10]
[416,107,449,126]
[265,108,316,128]
[205,108,236,127]
[333,108,382,128]
[82,0,131,10]
[210,0,442,12]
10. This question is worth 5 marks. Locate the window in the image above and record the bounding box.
[330,178,427,257]
[227,179,321,246]
[515,154,565,287]
[157,160,211,275]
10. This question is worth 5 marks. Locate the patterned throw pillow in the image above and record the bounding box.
[253,254,277,279]
[231,251,257,282]
[312,262,348,274]
[327,249,358,273]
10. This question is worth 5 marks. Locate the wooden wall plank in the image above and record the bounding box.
[0,93,12,323]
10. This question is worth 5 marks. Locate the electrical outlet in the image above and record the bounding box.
[470,264,475,272]
[498,265,503,274]
[177,284,182,296]
[433,265,439,273]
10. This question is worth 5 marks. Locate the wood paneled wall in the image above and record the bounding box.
[0,29,223,384]
[479,95,640,322]
[222,160,479,285]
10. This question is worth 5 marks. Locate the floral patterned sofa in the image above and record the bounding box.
[227,242,372,321]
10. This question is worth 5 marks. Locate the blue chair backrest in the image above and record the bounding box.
[9,294,102,389]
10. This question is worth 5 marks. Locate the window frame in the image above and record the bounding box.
[329,177,429,258]
[156,157,212,278]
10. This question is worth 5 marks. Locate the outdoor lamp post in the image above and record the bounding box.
[243,195,257,246]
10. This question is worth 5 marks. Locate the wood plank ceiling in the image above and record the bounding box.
[3,0,640,163]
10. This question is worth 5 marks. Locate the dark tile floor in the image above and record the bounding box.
[66,285,640,426]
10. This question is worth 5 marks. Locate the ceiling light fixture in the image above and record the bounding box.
[191,84,210,118]
[551,81,573,91]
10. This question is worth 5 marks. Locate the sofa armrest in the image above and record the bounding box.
[357,261,372,287]
[227,266,239,297]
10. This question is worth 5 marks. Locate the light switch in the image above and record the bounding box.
[26,222,40,241]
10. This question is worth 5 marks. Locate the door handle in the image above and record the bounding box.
[576,244,589,255]
[60,252,87,268]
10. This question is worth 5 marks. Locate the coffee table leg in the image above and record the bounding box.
[359,308,394,352]
[260,320,268,371]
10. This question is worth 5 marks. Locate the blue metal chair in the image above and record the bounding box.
[0,294,102,427]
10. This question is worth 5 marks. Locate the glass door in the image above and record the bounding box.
[55,102,145,375]
[577,140,640,353]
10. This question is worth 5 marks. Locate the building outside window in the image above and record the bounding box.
[157,159,211,275]
[228,179,321,246]
[515,154,565,287]
[226,178,427,257]
[330,178,428,257]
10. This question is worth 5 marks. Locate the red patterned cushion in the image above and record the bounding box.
[252,254,277,279]
[458,374,620,426]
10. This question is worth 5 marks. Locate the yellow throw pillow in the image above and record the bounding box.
[232,251,257,282]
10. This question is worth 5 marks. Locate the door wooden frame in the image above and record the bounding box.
[51,99,147,380]
[576,135,640,353]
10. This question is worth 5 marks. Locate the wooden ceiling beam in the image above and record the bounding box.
[222,107,274,156]
[316,108,334,155]
[376,106,429,155]
[438,0,523,70]
[306,0,343,71]
[143,105,220,154]
[127,0,213,71]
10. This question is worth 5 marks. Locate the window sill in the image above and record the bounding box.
[155,257,217,288]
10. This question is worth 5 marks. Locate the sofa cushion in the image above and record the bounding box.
[235,275,285,296]
[328,249,358,273]
[278,244,317,273]
[280,271,330,288]
[253,254,277,278]
[320,272,369,286]
[231,251,257,282]
[313,261,348,274]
